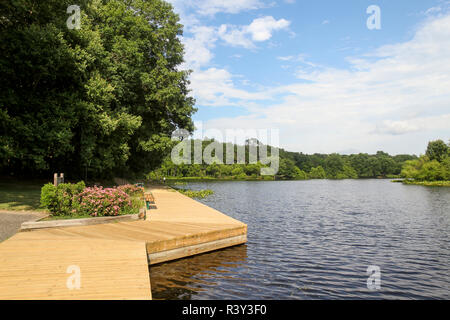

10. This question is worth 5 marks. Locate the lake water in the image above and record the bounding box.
[149,180,450,299]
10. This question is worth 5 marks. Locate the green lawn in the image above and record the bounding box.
[403,180,450,187]
[0,180,45,211]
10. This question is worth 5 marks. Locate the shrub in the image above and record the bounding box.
[231,166,244,176]
[117,184,144,197]
[40,182,142,217]
[40,181,86,215]
[55,182,86,216]
[76,186,135,217]
[40,183,57,212]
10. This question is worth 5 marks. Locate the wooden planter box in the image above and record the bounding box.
[20,214,141,232]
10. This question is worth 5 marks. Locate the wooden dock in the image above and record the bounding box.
[0,185,247,299]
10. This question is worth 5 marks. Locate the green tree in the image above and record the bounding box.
[0,0,195,179]
[324,154,345,179]
[401,159,420,180]
[218,164,233,177]
[309,166,326,179]
[441,156,450,180]
[401,155,448,181]
[295,168,308,180]
[206,162,220,178]
[349,153,371,178]
[244,163,261,176]
[342,164,358,179]
[417,160,444,181]
[426,140,449,162]
[278,158,303,179]
[231,165,245,177]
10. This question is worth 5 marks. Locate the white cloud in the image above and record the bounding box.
[170,0,450,154]
[189,68,271,107]
[374,120,421,135]
[374,115,450,135]
[277,54,318,68]
[425,6,442,15]
[180,16,291,71]
[277,56,294,61]
[193,14,450,154]
[181,26,217,69]
[247,16,291,41]
[217,16,291,48]
[418,1,450,17]
[217,24,255,48]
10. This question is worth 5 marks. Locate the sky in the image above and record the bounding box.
[167,0,450,155]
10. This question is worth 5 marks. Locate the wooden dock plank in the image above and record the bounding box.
[0,239,151,300]
[14,220,246,243]
[0,185,247,299]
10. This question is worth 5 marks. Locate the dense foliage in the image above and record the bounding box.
[148,139,418,180]
[76,185,138,217]
[40,181,86,215]
[401,140,450,182]
[281,150,416,179]
[40,182,143,216]
[0,0,195,179]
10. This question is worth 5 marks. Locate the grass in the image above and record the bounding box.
[0,180,45,211]
[175,188,214,198]
[0,179,144,219]
[402,180,450,187]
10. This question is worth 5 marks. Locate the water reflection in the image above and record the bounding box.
[150,244,248,300]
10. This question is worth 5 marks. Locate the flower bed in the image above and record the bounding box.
[77,186,133,217]
[40,182,144,217]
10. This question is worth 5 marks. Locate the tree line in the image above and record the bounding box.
[0,0,195,180]
[401,140,450,181]
[148,138,422,180]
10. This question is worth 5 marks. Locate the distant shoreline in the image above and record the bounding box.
[401,180,450,187]
[164,177,450,187]
[161,176,400,182]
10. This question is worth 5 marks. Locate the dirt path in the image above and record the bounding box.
[0,210,47,242]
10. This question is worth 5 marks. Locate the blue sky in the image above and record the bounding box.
[168,0,450,155]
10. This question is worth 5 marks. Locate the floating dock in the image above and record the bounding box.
[0,185,247,299]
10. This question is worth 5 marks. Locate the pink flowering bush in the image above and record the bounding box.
[41,182,143,217]
[75,185,138,217]
[117,184,144,197]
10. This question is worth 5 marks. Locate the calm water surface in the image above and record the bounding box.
[150,180,450,299]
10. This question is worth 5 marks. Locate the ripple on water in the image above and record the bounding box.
[150,180,450,300]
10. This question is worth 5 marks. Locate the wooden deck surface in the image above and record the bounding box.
[0,185,247,299]
[0,239,151,300]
